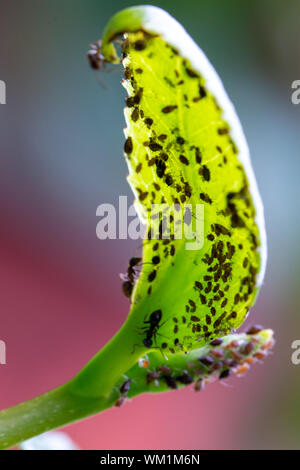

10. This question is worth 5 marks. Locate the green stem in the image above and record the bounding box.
[69,312,147,397]
[0,328,274,449]
[0,384,112,450]
[0,314,146,449]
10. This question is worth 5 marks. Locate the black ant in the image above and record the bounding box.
[121,257,142,298]
[140,309,163,348]
[132,310,170,354]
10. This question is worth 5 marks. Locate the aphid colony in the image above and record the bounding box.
[115,326,274,405]
[97,30,262,352]
[153,326,273,391]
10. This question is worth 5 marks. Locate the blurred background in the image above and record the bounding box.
[0,0,299,450]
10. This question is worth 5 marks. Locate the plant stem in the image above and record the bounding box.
[0,314,146,449]
[0,384,112,449]
[69,313,146,397]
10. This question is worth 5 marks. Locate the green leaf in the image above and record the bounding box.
[100,5,267,354]
[0,7,271,448]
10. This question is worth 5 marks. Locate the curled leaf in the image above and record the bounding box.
[0,9,272,450]
[97,5,267,354]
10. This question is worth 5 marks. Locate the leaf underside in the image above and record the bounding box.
[120,31,261,355]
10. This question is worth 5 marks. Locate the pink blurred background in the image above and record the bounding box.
[0,0,300,449]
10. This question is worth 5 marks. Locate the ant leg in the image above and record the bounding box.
[146,343,169,360]
[155,331,171,341]
[131,342,145,355]
[159,348,169,360]
[135,326,149,337]
[94,72,107,89]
